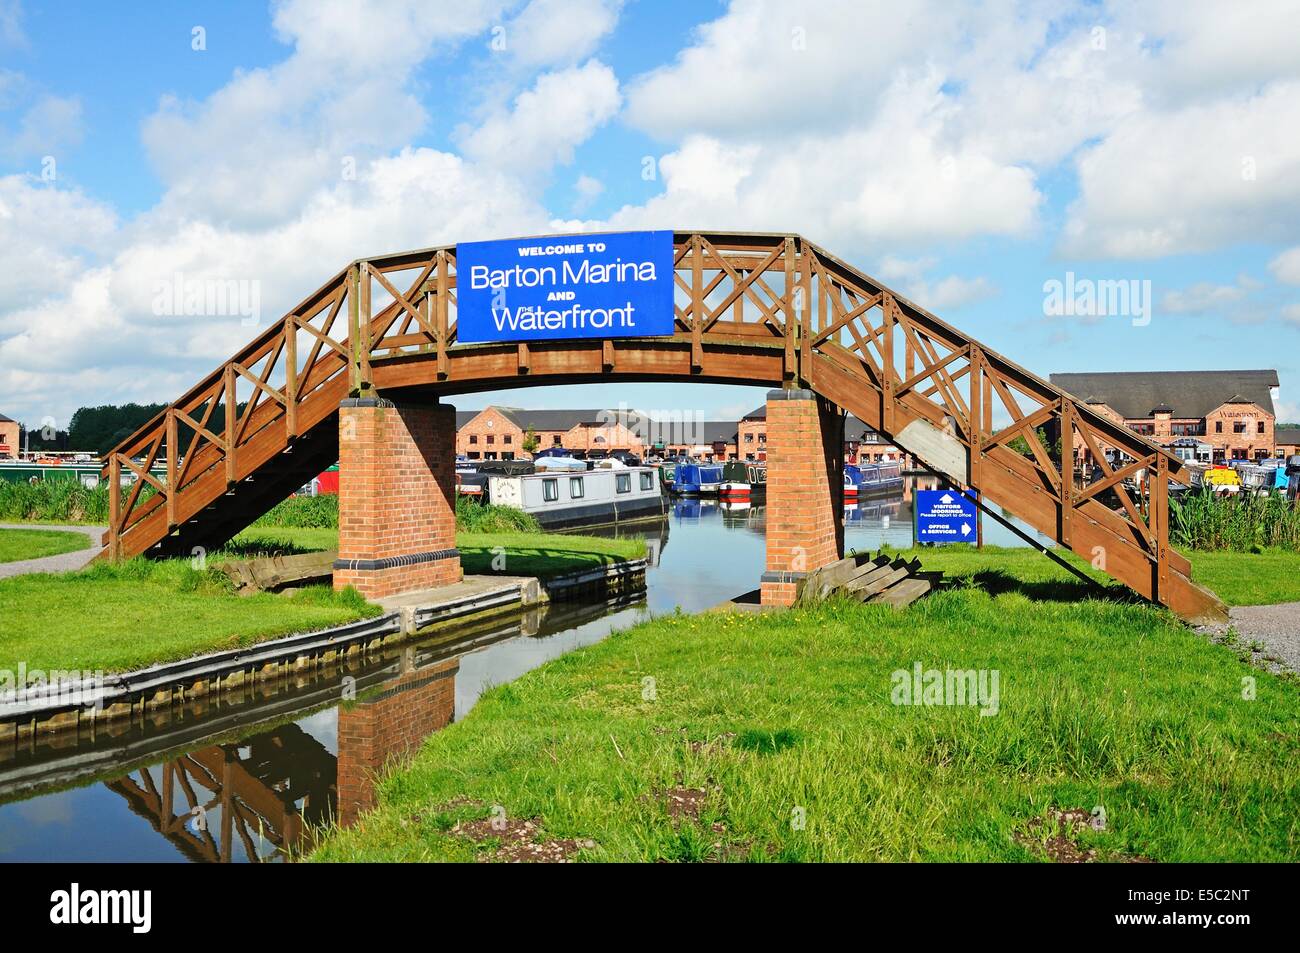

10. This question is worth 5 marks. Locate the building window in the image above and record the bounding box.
[569,476,584,499]
[542,478,558,502]
[1233,421,1246,434]
[468,452,480,460]
[1215,421,1223,433]
[640,471,654,490]
[616,473,631,494]
[1258,421,1266,434]
[744,433,753,443]
[487,434,495,444]
[503,452,514,460]
[552,435,562,445]
[469,435,478,444]
[758,433,766,443]
[505,434,512,444]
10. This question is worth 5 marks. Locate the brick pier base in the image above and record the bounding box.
[333,396,461,600]
[760,389,843,607]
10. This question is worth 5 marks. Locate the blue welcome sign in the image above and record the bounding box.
[915,489,979,544]
[455,230,675,344]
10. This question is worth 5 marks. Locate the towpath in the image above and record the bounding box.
[0,523,104,579]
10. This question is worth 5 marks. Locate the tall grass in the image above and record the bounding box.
[253,493,339,528]
[455,495,541,533]
[1170,489,1300,551]
[0,480,135,523]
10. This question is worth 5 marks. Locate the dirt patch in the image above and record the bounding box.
[450,814,595,863]
[1014,807,1152,863]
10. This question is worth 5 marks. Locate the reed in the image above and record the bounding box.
[0,479,127,523]
[1169,489,1300,552]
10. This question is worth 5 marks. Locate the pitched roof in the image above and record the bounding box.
[1049,370,1279,420]
[0,412,13,423]
[1276,424,1300,442]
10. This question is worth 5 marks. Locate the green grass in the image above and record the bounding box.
[882,542,1300,608]
[0,528,90,564]
[458,532,644,579]
[0,558,379,676]
[311,581,1300,863]
[231,526,644,581]
[1180,547,1300,606]
[0,526,642,678]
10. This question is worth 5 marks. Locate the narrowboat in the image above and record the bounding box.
[672,462,724,496]
[485,465,666,530]
[717,460,766,502]
[857,460,904,496]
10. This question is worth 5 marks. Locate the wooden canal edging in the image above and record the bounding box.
[0,558,647,741]
[716,551,941,612]
[796,551,943,608]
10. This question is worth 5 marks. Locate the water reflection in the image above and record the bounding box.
[0,477,1052,862]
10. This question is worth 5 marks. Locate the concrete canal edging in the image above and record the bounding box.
[0,558,647,741]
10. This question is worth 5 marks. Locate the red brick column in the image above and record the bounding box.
[333,397,461,599]
[761,389,843,606]
[336,656,458,827]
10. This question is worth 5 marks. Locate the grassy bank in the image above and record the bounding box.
[312,580,1300,863]
[0,559,379,674]
[0,528,90,564]
[1,519,643,678]
[885,542,1300,607]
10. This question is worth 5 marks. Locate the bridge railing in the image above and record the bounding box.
[100,232,1219,619]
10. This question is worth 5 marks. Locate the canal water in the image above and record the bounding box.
[0,479,1047,862]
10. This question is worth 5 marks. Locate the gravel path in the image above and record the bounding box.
[0,523,105,579]
[1197,602,1300,676]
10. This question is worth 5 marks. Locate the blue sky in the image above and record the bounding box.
[2,0,1299,431]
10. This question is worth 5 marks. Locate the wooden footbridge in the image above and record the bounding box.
[99,230,1226,623]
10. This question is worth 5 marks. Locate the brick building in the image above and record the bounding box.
[455,406,652,460]
[1050,369,1283,464]
[739,404,909,465]
[0,412,18,459]
[1277,424,1300,458]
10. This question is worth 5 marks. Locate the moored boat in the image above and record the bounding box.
[484,465,666,530]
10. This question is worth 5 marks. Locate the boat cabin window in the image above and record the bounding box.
[542,478,558,502]
[616,473,631,494]
[639,471,654,490]
[569,476,584,498]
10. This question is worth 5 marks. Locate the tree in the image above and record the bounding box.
[521,425,540,455]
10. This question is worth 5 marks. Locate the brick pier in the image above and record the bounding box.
[760,388,844,606]
[333,396,461,599]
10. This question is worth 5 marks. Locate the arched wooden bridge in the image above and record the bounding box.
[100,231,1226,622]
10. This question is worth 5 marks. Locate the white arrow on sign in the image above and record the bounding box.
[940,493,954,503]
[961,522,971,536]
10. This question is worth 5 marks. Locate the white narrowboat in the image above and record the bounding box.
[486,465,667,529]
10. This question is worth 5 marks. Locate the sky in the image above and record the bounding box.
[2,0,1300,433]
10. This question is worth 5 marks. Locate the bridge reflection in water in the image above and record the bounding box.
[100,650,459,863]
[0,589,652,863]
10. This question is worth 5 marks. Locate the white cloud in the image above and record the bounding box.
[2,93,83,161]
[1270,247,1300,285]
[1161,281,1248,314]
[0,0,24,47]
[0,175,116,318]
[503,0,622,67]
[1062,81,1300,257]
[456,60,621,179]
[141,0,513,228]
[875,256,997,311]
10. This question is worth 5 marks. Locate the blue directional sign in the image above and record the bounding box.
[456,230,675,344]
[915,489,979,544]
